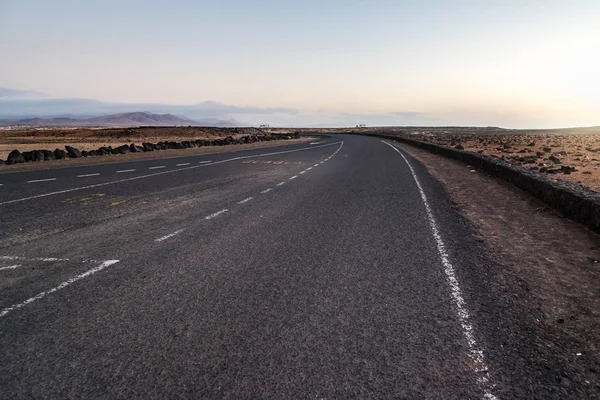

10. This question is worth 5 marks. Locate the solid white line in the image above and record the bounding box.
[116,169,136,173]
[149,166,166,170]
[1,141,343,206]
[0,260,120,319]
[0,265,21,271]
[381,140,497,400]
[199,160,212,164]
[289,175,298,180]
[237,197,254,204]
[77,173,100,178]
[261,188,273,194]
[205,208,228,220]
[27,178,56,183]
[155,229,185,242]
[176,163,191,166]
[276,182,285,186]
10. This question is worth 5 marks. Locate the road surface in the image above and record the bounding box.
[0,134,524,398]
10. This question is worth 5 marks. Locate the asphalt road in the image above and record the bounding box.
[0,134,534,398]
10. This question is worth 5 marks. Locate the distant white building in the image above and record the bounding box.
[259,124,270,128]
[356,124,366,128]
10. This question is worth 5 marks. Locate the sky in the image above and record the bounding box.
[1,0,599,128]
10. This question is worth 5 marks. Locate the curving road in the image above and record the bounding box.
[0,134,525,398]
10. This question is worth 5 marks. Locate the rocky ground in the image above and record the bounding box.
[0,126,300,166]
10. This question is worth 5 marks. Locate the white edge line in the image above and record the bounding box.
[77,173,100,178]
[155,228,185,242]
[381,140,497,400]
[205,208,228,220]
[27,178,56,183]
[1,141,343,206]
[116,169,136,173]
[0,260,120,318]
[0,265,21,271]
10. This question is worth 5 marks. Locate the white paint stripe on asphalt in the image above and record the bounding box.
[307,167,312,171]
[1,141,343,206]
[237,197,254,204]
[0,256,70,262]
[199,160,212,164]
[299,171,306,174]
[0,184,3,186]
[310,142,323,145]
[0,265,21,271]
[27,178,56,183]
[117,169,136,173]
[314,164,319,167]
[381,140,497,400]
[276,182,285,186]
[176,163,191,166]
[261,188,273,194]
[149,166,166,170]
[205,208,228,220]
[77,173,100,178]
[289,175,298,180]
[0,260,120,319]
[155,229,185,242]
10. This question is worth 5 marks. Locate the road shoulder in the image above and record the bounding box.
[393,142,600,398]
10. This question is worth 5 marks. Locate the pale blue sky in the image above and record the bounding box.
[1,0,599,127]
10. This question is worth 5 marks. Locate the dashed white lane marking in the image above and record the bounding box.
[314,164,319,167]
[0,265,21,271]
[276,182,285,186]
[0,260,120,319]
[299,171,306,174]
[176,163,191,166]
[307,167,312,171]
[289,175,298,180]
[0,184,3,187]
[1,141,343,206]
[320,161,324,164]
[237,197,254,204]
[310,141,323,145]
[149,166,166,170]
[261,188,273,194]
[27,178,56,183]
[155,229,185,242]
[117,169,136,173]
[205,208,228,220]
[381,140,497,400]
[77,173,100,178]
[199,160,212,164]
[0,255,70,262]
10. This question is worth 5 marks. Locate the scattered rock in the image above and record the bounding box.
[142,142,155,152]
[527,141,536,146]
[6,150,25,165]
[454,143,464,150]
[543,147,552,153]
[43,150,56,160]
[21,151,34,162]
[54,149,67,159]
[115,145,131,154]
[65,145,82,158]
[549,155,562,164]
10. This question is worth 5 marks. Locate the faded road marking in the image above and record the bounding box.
[276,182,285,186]
[237,197,254,204]
[176,163,190,166]
[289,175,298,180]
[261,188,273,194]
[0,265,21,271]
[0,260,120,319]
[149,166,166,170]
[117,169,136,173]
[205,209,228,220]
[199,160,212,164]
[27,178,56,183]
[155,229,185,242]
[77,173,100,178]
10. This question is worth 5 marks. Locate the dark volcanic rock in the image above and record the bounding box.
[65,145,82,158]
[115,145,131,154]
[549,155,562,164]
[6,150,25,165]
[54,149,67,159]
[33,150,45,161]
[454,144,465,150]
[142,142,155,152]
[130,144,139,152]
[43,150,56,160]
[81,150,89,157]
[0,159,5,166]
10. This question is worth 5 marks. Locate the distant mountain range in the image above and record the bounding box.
[0,112,239,127]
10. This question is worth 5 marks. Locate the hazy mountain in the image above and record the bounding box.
[0,88,46,99]
[0,112,239,127]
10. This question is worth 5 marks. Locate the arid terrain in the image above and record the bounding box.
[0,126,285,160]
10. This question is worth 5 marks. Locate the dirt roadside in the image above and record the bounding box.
[0,137,313,174]
[392,142,600,396]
